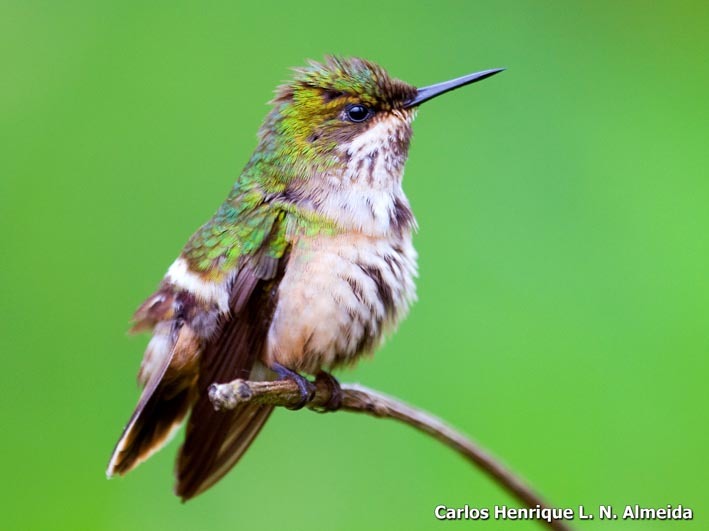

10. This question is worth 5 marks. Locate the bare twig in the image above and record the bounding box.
[209,378,572,531]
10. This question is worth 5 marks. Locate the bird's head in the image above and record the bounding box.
[251,56,503,187]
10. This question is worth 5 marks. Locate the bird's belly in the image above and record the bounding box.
[266,232,417,374]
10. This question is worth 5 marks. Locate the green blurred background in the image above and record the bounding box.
[2,1,708,530]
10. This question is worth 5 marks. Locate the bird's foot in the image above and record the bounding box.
[271,362,316,410]
[313,371,343,413]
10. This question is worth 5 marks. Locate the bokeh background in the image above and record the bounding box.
[2,1,708,530]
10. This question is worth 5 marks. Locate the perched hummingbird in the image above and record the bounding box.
[107,56,503,500]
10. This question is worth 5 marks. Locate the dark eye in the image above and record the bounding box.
[345,104,372,123]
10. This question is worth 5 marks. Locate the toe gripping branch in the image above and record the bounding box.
[313,371,343,412]
[269,363,342,412]
[271,362,315,410]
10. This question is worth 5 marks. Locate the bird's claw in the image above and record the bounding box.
[271,362,316,410]
[313,371,343,412]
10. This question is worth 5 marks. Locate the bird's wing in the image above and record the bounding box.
[175,202,290,500]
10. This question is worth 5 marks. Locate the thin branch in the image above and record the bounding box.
[209,378,572,531]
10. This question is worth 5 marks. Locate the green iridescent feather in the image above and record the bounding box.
[180,56,411,278]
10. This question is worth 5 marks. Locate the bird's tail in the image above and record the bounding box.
[107,324,199,477]
[174,363,274,500]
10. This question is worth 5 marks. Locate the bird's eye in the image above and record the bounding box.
[345,104,372,123]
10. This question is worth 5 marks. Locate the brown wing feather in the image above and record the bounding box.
[175,255,287,500]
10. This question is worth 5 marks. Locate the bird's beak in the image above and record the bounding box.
[404,68,505,108]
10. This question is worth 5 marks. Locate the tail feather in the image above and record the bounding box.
[175,401,273,500]
[107,383,193,476]
[107,325,199,477]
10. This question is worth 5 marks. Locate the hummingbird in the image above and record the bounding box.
[107,56,503,500]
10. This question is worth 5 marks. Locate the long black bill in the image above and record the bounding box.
[404,68,505,108]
